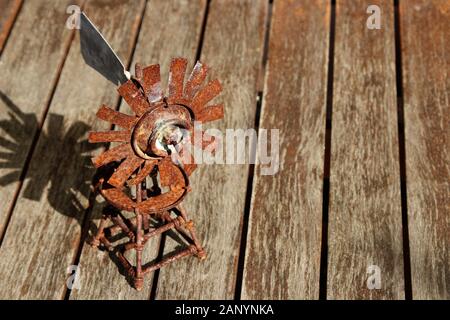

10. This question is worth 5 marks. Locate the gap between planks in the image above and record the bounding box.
[0,0,23,56]
[319,0,336,300]
[234,0,273,300]
[393,0,412,300]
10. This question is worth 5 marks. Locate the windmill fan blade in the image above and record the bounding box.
[96,105,137,129]
[128,159,157,186]
[92,143,132,168]
[185,61,208,99]
[159,158,177,187]
[88,130,130,143]
[196,104,224,122]
[80,12,129,85]
[117,80,150,116]
[168,58,188,101]
[141,65,163,103]
[191,79,222,113]
[108,155,144,188]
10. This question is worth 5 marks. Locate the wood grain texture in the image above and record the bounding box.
[72,0,208,300]
[0,0,144,299]
[0,0,81,241]
[327,0,404,299]
[400,0,449,300]
[155,0,268,299]
[242,0,330,299]
[0,0,22,54]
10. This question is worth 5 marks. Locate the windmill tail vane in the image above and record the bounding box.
[80,12,224,290]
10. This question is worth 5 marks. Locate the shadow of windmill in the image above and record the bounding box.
[0,91,189,246]
[0,91,102,226]
[0,90,195,283]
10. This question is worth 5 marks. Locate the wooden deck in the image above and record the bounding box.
[0,0,448,300]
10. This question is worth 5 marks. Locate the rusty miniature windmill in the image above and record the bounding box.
[80,13,223,290]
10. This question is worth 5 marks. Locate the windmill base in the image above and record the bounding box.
[90,202,206,291]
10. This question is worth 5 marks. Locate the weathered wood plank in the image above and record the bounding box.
[242,0,330,299]
[71,0,208,300]
[155,0,268,300]
[0,0,22,54]
[0,0,144,299]
[0,0,82,240]
[400,0,449,300]
[327,0,404,299]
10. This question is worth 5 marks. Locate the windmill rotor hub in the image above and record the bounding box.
[131,103,192,159]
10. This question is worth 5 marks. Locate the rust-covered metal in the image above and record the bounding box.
[89,57,223,290]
